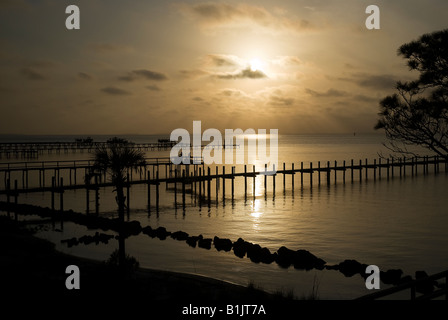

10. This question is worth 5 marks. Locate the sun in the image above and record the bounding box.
[249,58,263,72]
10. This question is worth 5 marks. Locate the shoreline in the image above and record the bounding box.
[0,215,288,303]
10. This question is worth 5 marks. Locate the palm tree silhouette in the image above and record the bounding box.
[92,142,146,274]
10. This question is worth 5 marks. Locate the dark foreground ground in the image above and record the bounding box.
[0,216,442,317]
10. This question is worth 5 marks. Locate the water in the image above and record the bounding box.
[1,133,447,299]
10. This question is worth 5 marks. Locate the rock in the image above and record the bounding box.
[213,236,233,252]
[155,227,170,240]
[186,236,199,248]
[142,225,156,238]
[380,269,403,285]
[232,238,250,259]
[171,231,189,241]
[336,260,366,277]
[198,235,212,250]
[275,246,326,270]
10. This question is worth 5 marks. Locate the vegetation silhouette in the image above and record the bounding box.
[92,140,146,275]
[375,29,448,159]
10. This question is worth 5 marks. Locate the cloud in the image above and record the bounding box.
[305,88,349,98]
[89,43,134,54]
[20,67,45,80]
[146,85,161,91]
[78,72,92,80]
[178,69,208,79]
[101,86,131,95]
[119,69,168,82]
[216,67,267,79]
[271,56,302,66]
[338,73,397,90]
[178,2,313,33]
[132,69,168,81]
[206,54,241,67]
[269,95,295,106]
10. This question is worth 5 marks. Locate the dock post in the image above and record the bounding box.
[310,162,313,187]
[273,164,276,194]
[174,169,178,208]
[216,167,219,201]
[365,159,368,180]
[387,159,390,180]
[264,164,267,193]
[147,171,151,212]
[400,158,402,178]
[95,175,99,215]
[283,163,286,190]
[359,160,362,182]
[292,163,295,189]
[391,158,394,178]
[318,161,321,185]
[51,177,55,211]
[374,159,377,180]
[59,177,64,212]
[379,158,382,179]
[403,157,406,176]
[327,161,330,185]
[232,166,235,201]
[127,173,130,213]
[252,165,256,199]
[343,161,346,184]
[334,161,337,184]
[156,169,160,210]
[207,167,211,206]
[301,162,304,187]
[199,167,202,202]
[182,169,186,210]
[222,166,225,202]
[86,175,89,214]
[244,165,247,197]
[351,159,354,183]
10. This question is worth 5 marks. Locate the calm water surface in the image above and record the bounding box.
[2,133,447,299]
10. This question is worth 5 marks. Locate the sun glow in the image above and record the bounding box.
[249,58,263,72]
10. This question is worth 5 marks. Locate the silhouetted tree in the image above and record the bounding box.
[375,29,448,159]
[92,143,146,273]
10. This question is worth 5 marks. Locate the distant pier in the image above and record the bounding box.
[0,155,446,215]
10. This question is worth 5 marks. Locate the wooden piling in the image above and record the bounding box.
[334,161,337,184]
[59,177,64,212]
[147,171,151,212]
[207,167,211,206]
[244,165,248,196]
[327,161,330,185]
[51,177,55,211]
[232,166,235,201]
[351,159,354,183]
[359,160,362,182]
[95,175,99,215]
[182,169,186,209]
[292,163,295,189]
[301,162,304,187]
[310,162,313,187]
[253,165,256,199]
[222,166,225,202]
[318,161,321,185]
[127,173,130,213]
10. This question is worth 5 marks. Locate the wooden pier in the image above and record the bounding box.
[0,155,446,214]
[0,141,177,159]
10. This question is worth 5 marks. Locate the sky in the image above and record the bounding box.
[0,0,447,135]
